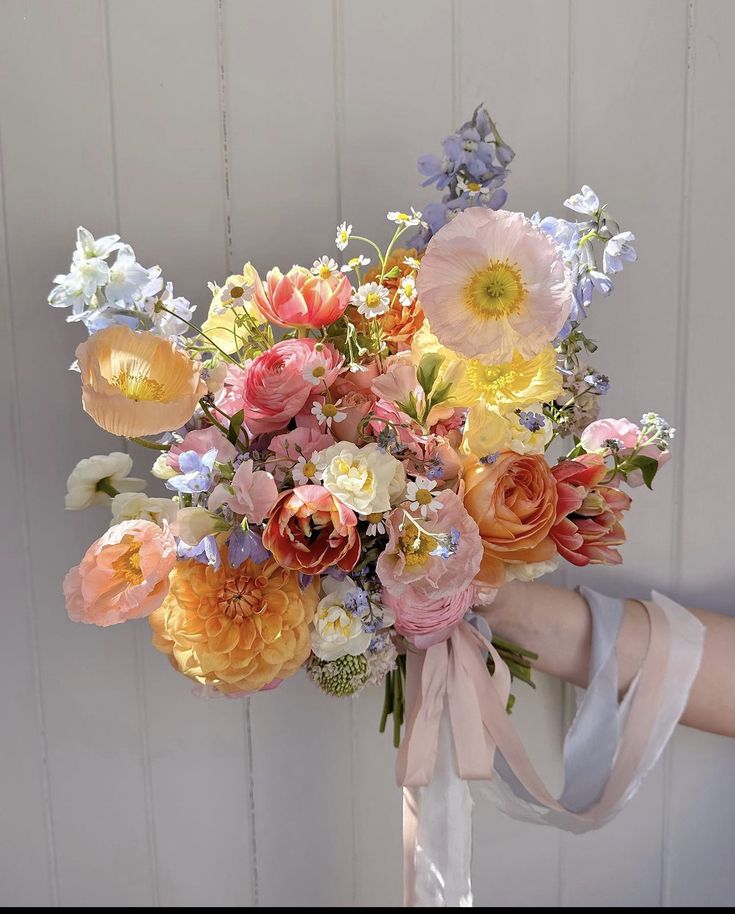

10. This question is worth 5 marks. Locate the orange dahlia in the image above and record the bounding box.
[353,248,425,350]
[149,553,318,693]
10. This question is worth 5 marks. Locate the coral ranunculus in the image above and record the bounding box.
[463,452,558,588]
[64,519,177,626]
[76,324,206,436]
[262,485,361,575]
[217,338,343,435]
[416,207,572,364]
[550,454,632,565]
[149,554,318,692]
[252,265,352,328]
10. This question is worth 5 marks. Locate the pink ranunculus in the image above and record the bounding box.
[216,339,343,435]
[384,584,477,648]
[167,426,238,472]
[329,360,381,443]
[208,460,278,524]
[267,425,335,477]
[252,265,352,329]
[376,490,483,600]
[580,417,640,452]
[581,417,670,487]
[63,519,177,627]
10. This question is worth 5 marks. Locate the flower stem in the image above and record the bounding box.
[96,479,119,498]
[128,436,171,451]
[198,399,230,438]
[379,672,392,734]
[156,304,238,364]
[393,662,403,748]
[351,235,386,273]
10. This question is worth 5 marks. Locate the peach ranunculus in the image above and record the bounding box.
[416,207,572,364]
[376,490,483,600]
[63,519,176,626]
[167,426,237,472]
[262,485,360,575]
[252,265,352,329]
[76,324,206,437]
[150,554,318,693]
[550,454,632,565]
[383,584,477,648]
[208,460,278,524]
[217,339,343,435]
[329,359,380,443]
[463,452,558,588]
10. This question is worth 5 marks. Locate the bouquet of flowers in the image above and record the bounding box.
[49,104,683,906]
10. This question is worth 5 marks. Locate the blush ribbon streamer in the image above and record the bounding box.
[398,589,705,907]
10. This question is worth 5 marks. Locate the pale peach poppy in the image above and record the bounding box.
[76,325,206,437]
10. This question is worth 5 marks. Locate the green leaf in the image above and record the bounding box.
[227,409,245,446]
[430,380,454,405]
[627,454,659,489]
[416,352,444,396]
[383,265,401,280]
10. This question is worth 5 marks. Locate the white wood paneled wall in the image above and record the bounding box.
[1,0,733,906]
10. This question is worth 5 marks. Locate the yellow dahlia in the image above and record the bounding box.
[149,553,317,693]
[416,207,572,364]
[76,325,206,437]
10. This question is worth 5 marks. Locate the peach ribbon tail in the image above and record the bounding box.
[398,591,704,907]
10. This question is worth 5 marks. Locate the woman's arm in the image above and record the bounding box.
[482,581,735,738]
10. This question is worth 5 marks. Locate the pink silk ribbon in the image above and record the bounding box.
[398,591,705,907]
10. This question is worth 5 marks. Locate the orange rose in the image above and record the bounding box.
[354,247,425,350]
[463,452,558,588]
[262,485,360,575]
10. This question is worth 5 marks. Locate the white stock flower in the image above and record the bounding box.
[563,185,600,216]
[310,577,372,661]
[105,244,152,303]
[319,441,404,514]
[65,452,145,510]
[110,493,177,527]
[73,226,121,262]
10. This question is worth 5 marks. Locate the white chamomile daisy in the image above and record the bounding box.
[361,511,388,536]
[335,221,352,251]
[340,254,371,273]
[311,399,347,429]
[311,256,340,279]
[397,275,417,306]
[221,275,255,307]
[403,256,421,270]
[387,207,423,227]
[351,282,390,318]
[292,455,322,486]
[406,476,439,518]
[457,177,490,199]
[302,354,329,385]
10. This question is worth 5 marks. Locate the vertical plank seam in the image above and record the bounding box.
[450,0,460,123]
[215,1,259,904]
[662,0,697,906]
[101,1,160,904]
[216,0,234,273]
[0,118,61,910]
[331,2,356,904]
[558,2,576,907]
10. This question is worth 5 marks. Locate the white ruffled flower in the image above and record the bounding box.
[310,577,372,661]
[406,476,439,518]
[505,558,559,583]
[319,441,404,514]
[65,452,145,510]
[110,492,177,527]
[351,281,390,318]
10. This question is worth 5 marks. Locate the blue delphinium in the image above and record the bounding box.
[227,526,270,567]
[412,104,515,248]
[177,535,221,570]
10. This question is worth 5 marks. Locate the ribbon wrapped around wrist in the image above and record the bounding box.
[398,589,705,907]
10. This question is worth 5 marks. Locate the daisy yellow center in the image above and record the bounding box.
[217,572,268,622]
[111,367,166,402]
[467,182,482,192]
[312,365,326,378]
[415,489,433,506]
[322,403,338,418]
[366,512,384,524]
[112,540,144,586]
[302,460,317,478]
[465,260,525,320]
[318,265,333,279]
[365,292,382,309]
[399,521,438,567]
